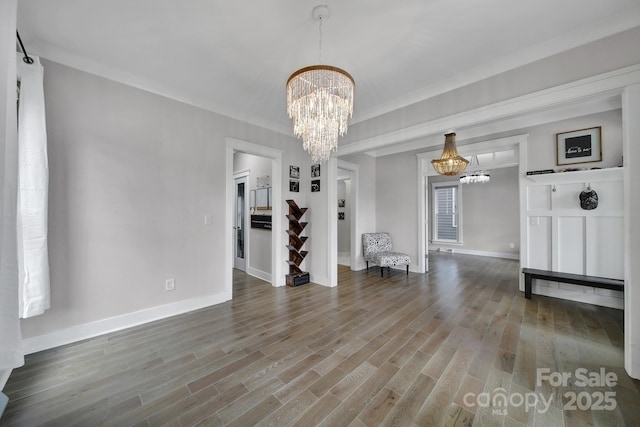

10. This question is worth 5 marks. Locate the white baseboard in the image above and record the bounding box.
[429,246,520,260]
[21,291,231,355]
[246,266,271,283]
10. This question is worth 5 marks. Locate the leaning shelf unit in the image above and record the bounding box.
[285,199,310,287]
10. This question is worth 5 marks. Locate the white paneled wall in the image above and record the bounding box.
[525,168,624,308]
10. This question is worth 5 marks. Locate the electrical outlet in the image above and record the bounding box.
[166,279,175,291]
[509,243,515,249]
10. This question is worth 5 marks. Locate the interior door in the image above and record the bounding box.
[234,176,247,271]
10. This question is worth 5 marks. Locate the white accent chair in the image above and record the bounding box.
[362,232,411,277]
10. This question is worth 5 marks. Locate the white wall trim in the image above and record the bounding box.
[365,94,620,158]
[21,292,230,355]
[341,64,640,156]
[246,266,271,283]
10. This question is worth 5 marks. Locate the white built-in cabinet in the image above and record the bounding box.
[523,167,624,308]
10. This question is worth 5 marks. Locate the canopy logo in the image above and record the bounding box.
[462,367,618,415]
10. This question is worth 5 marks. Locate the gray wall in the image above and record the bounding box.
[375,151,419,262]
[342,108,624,268]
[429,167,520,256]
[525,109,622,171]
[20,60,307,338]
[342,153,377,270]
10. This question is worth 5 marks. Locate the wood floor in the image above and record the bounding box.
[2,253,639,426]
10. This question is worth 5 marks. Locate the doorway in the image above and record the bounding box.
[225,137,283,296]
[331,159,360,285]
[233,174,248,271]
[416,135,527,275]
[337,169,351,267]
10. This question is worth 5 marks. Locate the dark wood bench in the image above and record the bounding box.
[522,268,624,299]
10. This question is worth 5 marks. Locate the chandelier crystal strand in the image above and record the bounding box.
[459,154,490,183]
[460,171,490,184]
[287,66,354,163]
[286,5,354,163]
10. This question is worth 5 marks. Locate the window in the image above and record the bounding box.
[433,183,462,243]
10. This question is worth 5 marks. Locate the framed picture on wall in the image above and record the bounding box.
[311,180,320,192]
[338,212,345,220]
[556,126,602,166]
[289,180,299,192]
[289,166,300,179]
[338,199,345,207]
[311,164,321,177]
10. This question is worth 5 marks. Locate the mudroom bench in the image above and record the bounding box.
[522,268,624,299]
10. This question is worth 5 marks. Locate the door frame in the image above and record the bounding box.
[233,171,249,271]
[328,159,360,286]
[225,138,283,297]
[416,134,527,274]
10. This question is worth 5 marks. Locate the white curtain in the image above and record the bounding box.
[16,54,50,319]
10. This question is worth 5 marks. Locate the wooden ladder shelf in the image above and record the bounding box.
[286,199,310,287]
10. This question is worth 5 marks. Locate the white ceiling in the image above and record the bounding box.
[16,0,640,140]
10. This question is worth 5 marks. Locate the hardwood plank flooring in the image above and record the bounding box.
[2,252,639,426]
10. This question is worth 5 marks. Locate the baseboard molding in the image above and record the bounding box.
[21,291,231,355]
[429,247,520,260]
[246,266,271,283]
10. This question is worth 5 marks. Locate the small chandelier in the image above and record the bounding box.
[431,132,469,176]
[460,155,490,184]
[286,5,355,163]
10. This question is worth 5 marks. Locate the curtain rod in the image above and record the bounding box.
[16,31,34,64]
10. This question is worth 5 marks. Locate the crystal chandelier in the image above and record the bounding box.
[460,155,490,184]
[431,132,469,176]
[286,6,355,163]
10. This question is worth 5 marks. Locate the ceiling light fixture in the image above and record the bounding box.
[431,132,469,176]
[460,155,490,184]
[286,5,355,163]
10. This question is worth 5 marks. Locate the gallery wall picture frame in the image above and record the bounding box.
[338,212,345,220]
[556,126,602,166]
[289,180,299,192]
[289,166,300,179]
[311,164,321,178]
[311,180,320,192]
[256,175,271,188]
[338,199,345,207]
